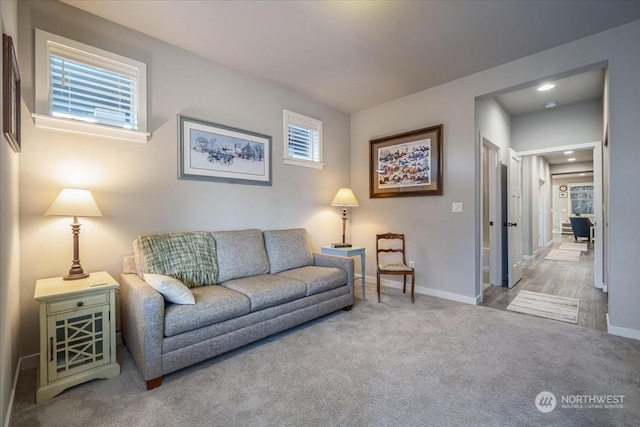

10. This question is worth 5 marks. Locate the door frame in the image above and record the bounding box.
[517,141,604,289]
[477,134,502,302]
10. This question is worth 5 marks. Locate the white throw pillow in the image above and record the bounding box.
[143,274,195,305]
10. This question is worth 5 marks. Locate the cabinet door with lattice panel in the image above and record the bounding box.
[46,304,111,382]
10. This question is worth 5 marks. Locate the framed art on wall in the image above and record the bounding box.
[3,34,20,153]
[370,124,443,198]
[178,115,272,186]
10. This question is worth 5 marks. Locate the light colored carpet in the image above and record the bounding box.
[545,248,581,262]
[507,290,580,324]
[558,242,588,252]
[11,284,640,426]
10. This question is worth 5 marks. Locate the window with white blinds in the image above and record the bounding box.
[34,29,149,142]
[283,110,324,169]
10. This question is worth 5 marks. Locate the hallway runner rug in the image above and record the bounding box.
[507,290,579,324]
[544,249,581,262]
[558,242,588,251]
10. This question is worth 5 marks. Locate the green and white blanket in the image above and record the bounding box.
[137,232,219,288]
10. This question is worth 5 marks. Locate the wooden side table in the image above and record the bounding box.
[320,246,366,300]
[34,271,120,403]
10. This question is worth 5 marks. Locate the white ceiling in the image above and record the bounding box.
[542,149,593,166]
[495,68,605,116]
[61,0,640,114]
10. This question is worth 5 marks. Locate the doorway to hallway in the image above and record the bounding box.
[480,234,607,331]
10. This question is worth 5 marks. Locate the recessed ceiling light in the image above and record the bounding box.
[538,83,555,92]
[568,158,576,162]
[544,100,559,109]
[564,150,574,154]
[579,173,586,176]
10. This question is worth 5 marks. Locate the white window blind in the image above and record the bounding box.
[288,123,319,161]
[283,110,324,169]
[34,29,149,142]
[49,53,138,129]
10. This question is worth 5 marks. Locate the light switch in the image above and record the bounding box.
[452,202,463,213]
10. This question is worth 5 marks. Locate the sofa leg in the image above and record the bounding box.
[343,304,353,311]
[146,377,163,390]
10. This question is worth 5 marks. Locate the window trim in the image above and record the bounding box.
[34,29,149,142]
[283,109,325,169]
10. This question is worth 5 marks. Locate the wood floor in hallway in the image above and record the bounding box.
[480,234,608,331]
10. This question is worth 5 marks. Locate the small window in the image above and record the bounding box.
[283,110,324,169]
[569,184,594,216]
[34,29,149,142]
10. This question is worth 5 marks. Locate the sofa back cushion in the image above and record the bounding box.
[134,231,219,288]
[211,229,270,282]
[263,228,313,274]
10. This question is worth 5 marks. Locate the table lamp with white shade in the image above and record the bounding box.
[45,188,103,280]
[330,187,359,248]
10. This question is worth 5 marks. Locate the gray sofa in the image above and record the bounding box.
[120,228,354,389]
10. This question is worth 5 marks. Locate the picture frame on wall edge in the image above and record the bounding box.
[3,33,20,153]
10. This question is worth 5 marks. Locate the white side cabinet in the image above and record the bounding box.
[34,271,120,403]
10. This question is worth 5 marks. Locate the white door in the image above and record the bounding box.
[508,149,523,288]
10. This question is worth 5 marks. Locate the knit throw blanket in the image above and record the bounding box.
[137,232,219,288]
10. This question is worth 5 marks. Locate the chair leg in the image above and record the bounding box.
[411,272,415,303]
[377,272,381,303]
[403,276,406,293]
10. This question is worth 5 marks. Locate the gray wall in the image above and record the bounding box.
[0,1,20,424]
[17,1,351,357]
[511,99,603,152]
[351,20,640,333]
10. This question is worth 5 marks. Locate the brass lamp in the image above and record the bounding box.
[45,188,103,280]
[330,188,359,247]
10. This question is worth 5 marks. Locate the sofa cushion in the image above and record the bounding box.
[135,232,219,288]
[221,274,306,312]
[211,229,270,283]
[263,228,313,274]
[277,266,347,297]
[164,285,250,336]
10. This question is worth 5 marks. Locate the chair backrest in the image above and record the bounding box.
[569,217,591,237]
[376,233,407,266]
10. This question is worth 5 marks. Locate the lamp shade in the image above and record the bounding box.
[45,188,103,217]
[331,188,359,207]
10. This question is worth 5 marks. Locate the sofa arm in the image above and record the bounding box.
[120,273,165,381]
[313,253,355,295]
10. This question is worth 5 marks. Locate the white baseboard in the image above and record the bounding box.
[523,255,535,260]
[366,276,478,305]
[20,353,38,370]
[4,353,38,427]
[3,359,19,427]
[607,313,640,341]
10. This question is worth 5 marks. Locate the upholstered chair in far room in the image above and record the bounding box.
[376,233,415,303]
[569,216,593,242]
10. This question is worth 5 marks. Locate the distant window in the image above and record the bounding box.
[569,184,594,215]
[34,29,149,142]
[283,110,324,169]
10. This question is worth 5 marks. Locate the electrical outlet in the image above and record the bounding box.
[409,261,414,268]
[452,202,463,212]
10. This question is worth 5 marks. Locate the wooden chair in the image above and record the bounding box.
[376,233,415,303]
